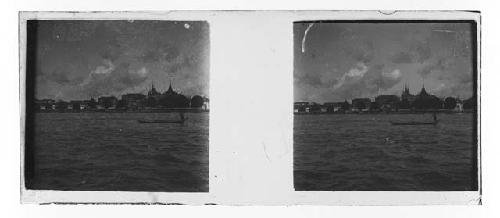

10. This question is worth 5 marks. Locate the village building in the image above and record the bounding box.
[400,82,417,109]
[122,93,146,110]
[34,99,56,111]
[98,96,118,109]
[351,98,371,112]
[323,101,350,113]
[294,102,309,113]
[375,95,400,112]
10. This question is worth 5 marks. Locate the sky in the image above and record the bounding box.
[31,20,209,101]
[294,22,475,103]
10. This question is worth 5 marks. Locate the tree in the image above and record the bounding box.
[309,102,322,112]
[463,96,476,110]
[413,95,441,110]
[190,95,204,108]
[55,100,68,111]
[444,97,457,110]
[159,94,190,108]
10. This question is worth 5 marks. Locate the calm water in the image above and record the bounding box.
[30,112,209,192]
[294,113,477,191]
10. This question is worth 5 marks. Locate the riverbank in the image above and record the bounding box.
[34,108,209,113]
[295,110,474,115]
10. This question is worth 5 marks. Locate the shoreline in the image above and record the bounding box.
[34,108,209,113]
[294,110,475,115]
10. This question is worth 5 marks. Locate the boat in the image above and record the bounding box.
[137,119,187,124]
[390,112,439,126]
[390,120,439,126]
[138,112,187,124]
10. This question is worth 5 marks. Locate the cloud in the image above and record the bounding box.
[347,62,369,77]
[93,59,115,75]
[135,67,148,77]
[80,59,115,87]
[391,52,413,64]
[40,63,88,86]
[164,45,180,62]
[318,69,340,87]
[333,62,368,89]
[331,64,402,100]
[295,63,404,102]
[141,50,161,63]
[45,68,71,84]
[33,20,209,100]
[377,68,403,89]
[79,61,148,97]
[417,57,448,78]
[347,41,374,64]
[411,40,432,63]
[382,69,402,80]
[140,43,180,64]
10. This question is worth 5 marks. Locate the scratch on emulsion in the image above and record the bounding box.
[301,23,315,53]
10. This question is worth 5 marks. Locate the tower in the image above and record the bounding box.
[419,78,428,96]
[402,81,411,96]
[165,79,177,95]
[148,81,160,97]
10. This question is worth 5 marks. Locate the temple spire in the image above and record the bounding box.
[419,77,429,96]
[165,78,176,94]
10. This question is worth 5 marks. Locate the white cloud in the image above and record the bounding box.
[346,62,368,77]
[92,59,115,75]
[333,62,368,89]
[382,69,402,79]
[80,60,115,87]
[135,67,148,77]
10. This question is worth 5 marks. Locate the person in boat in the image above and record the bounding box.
[432,112,437,122]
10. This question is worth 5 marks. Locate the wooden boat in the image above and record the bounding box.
[137,118,187,124]
[138,112,187,124]
[390,120,439,126]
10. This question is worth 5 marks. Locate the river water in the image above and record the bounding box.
[294,113,478,191]
[29,112,209,192]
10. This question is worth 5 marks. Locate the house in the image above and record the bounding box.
[323,101,349,113]
[375,95,400,111]
[294,102,309,113]
[351,98,371,112]
[202,97,210,111]
[55,101,68,111]
[122,93,146,110]
[98,96,118,109]
[35,99,55,111]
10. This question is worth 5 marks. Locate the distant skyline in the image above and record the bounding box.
[31,20,209,101]
[294,22,475,103]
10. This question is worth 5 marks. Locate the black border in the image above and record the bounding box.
[24,20,38,189]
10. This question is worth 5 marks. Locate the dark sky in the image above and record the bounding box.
[294,22,475,103]
[31,20,209,101]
